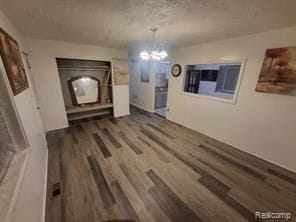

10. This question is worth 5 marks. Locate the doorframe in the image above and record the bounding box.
[0,55,29,147]
[153,61,170,118]
[22,52,47,147]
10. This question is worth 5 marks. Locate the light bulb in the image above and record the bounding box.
[139,51,150,60]
[160,50,168,58]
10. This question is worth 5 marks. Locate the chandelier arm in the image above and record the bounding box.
[152,29,156,51]
[139,28,168,60]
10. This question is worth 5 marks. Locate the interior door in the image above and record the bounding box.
[21,53,47,147]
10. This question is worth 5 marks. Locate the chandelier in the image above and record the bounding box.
[139,28,168,60]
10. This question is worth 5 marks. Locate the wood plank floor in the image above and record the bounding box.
[45,107,296,222]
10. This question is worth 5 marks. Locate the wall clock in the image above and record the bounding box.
[171,64,182,77]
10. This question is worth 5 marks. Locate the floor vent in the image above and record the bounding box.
[52,182,62,199]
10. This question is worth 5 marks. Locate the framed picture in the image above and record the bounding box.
[140,60,149,83]
[0,28,28,95]
[113,58,129,85]
[255,47,296,96]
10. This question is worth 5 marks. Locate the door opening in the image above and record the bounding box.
[154,62,169,117]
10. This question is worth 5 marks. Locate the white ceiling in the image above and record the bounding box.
[1,0,296,49]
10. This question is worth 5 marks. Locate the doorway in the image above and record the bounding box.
[154,62,169,117]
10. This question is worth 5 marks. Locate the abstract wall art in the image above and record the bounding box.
[255,47,296,96]
[113,58,129,85]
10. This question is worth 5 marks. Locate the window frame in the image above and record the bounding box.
[215,65,241,94]
[180,59,247,105]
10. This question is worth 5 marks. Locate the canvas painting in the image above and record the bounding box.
[0,28,28,95]
[113,58,129,85]
[140,60,149,83]
[255,47,296,96]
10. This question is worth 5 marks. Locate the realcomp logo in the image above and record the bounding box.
[255,211,291,221]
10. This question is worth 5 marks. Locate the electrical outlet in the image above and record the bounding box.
[167,107,169,112]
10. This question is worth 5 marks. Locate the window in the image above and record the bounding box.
[216,65,240,93]
[201,70,218,81]
[183,62,243,101]
[184,70,200,93]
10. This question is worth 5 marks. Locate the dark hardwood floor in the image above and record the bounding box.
[45,107,296,222]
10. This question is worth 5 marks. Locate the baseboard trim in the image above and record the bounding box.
[41,148,48,222]
[130,103,154,113]
[114,112,130,118]
[166,116,296,174]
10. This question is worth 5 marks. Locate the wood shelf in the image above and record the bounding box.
[67,110,111,121]
[66,103,113,114]
[58,66,109,71]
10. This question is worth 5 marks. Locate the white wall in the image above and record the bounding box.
[129,57,171,112]
[113,85,130,117]
[0,8,47,222]
[129,57,156,112]
[129,44,172,112]
[112,58,130,117]
[28,39,128,131]
[168,26,296,172]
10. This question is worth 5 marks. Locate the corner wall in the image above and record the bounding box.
[0,8,48,222]
[129,57,156,112]
[28,39,129,131]
[129,54,172,112]
[167,26,296,172]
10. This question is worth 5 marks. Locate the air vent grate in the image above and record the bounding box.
[52,182,62,199]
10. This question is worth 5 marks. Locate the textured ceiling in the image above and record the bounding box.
[1,0,296,49]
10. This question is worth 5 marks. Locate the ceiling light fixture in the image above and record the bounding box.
[139,28,168,61]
